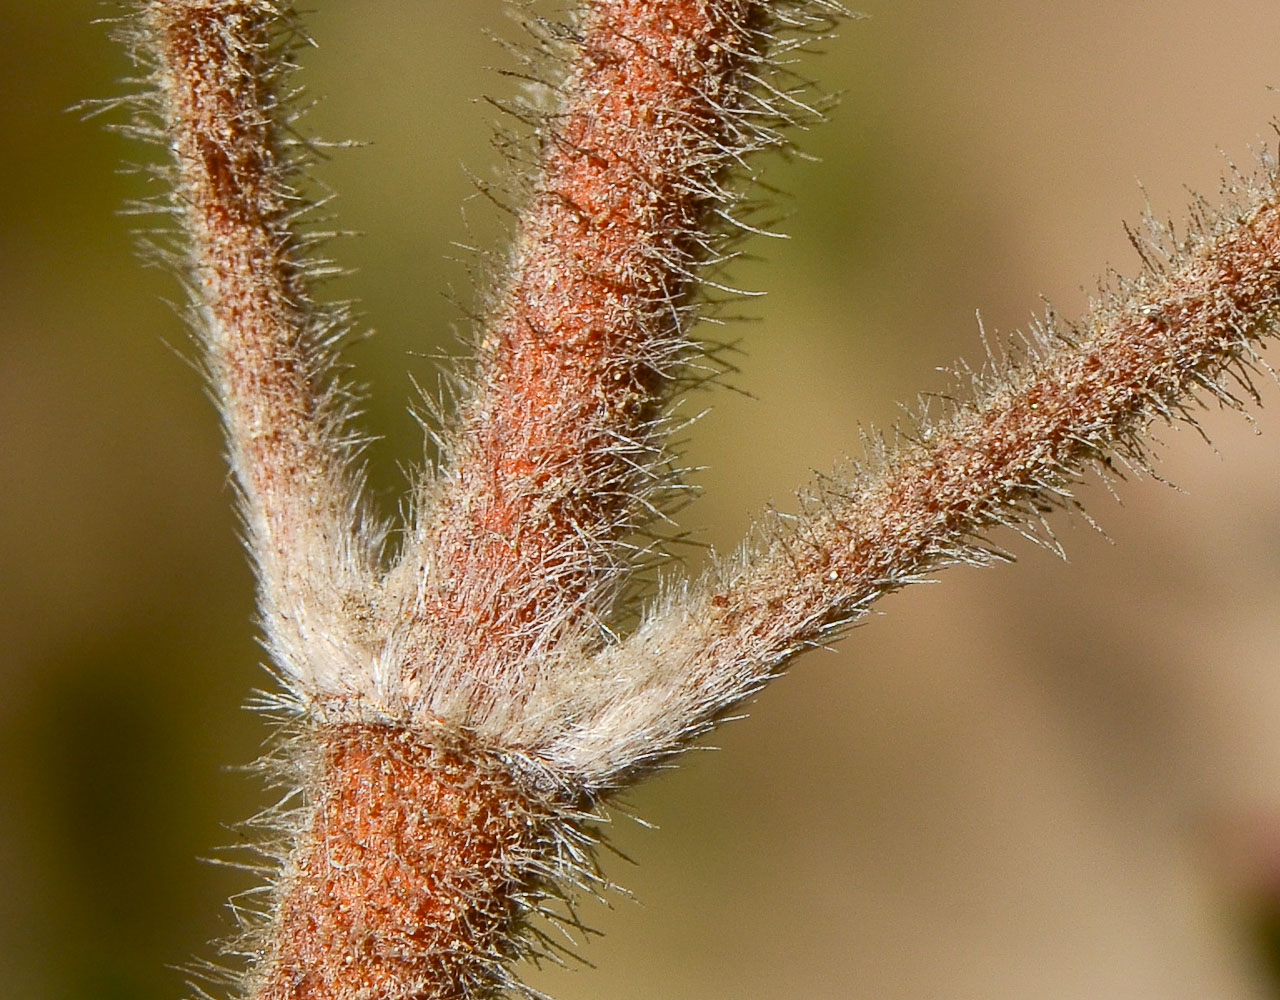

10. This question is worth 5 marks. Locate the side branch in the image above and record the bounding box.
[549,176,1280,787]
[141,2,379,705]
[110,4,1280,999]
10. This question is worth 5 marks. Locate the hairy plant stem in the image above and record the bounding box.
[576,193,1280,784]
[145,1,383,715]
[114,1,1280,999]
[392,0,766,683]
[254,724,572,1000]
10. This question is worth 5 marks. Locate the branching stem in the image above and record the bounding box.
[113,2,1280,999]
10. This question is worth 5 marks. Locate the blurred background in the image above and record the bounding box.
[3,2,1280,998]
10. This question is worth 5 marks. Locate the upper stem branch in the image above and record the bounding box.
[388,0,837,726]
[145,2,380,706]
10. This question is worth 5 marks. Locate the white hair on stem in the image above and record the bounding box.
[104,1,1280,998]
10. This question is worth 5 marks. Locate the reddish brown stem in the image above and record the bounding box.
[254,725,562,1000]
[120,2,1280,998]
[741,197,1280,653]
[154,5,331,557]
[396,0,777,700]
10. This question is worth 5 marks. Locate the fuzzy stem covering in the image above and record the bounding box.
[388,0,842,732]
[395,0,766,697]
[253,725,586,1000]
[108,1,1280,999]
[141,0,383,709]
[555,184,1280,783]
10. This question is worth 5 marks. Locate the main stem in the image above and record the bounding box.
[252,724,564,1000]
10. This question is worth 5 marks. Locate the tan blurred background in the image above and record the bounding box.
[4,2,1280,998]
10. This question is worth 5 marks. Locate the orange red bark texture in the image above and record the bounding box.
[254,725,566,1000]
[412,0,778,694]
